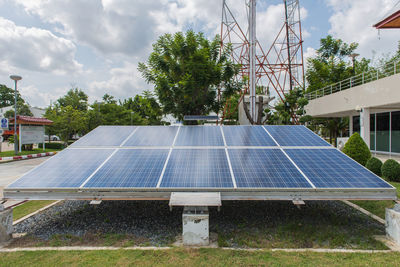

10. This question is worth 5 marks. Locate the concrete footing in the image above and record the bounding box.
[182,206,209,246]
[386,204,400,245]
[0,204,13,243]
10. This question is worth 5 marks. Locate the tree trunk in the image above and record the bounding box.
[256,96,264,125]
[242,97,255,125]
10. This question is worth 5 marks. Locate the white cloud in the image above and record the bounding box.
[0,17,82,74]
[327,0,399,61]
[19,85,65,108]
[88,61,149,103]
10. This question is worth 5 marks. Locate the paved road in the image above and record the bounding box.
[0,157,48,198]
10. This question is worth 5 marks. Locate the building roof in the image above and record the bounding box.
[374,10,400,29]
[9,115,53,125]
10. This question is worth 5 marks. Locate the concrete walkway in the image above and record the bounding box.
[0,157,47,199]
[0,246,396,253]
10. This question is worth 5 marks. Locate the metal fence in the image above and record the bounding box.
[305,59,400,100]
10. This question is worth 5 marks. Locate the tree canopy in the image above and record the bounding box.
[0,84,33,117]
[138,30,238,123]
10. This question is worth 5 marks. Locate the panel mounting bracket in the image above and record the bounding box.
[169,192,221,207]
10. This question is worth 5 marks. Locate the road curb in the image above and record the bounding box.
[0,152,57,162]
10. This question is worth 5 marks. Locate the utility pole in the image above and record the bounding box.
[249,0,256,123]
[10,75,22,155]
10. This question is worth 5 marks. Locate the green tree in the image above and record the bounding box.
[86,94,148,131]
[46,105,87,143]
[0,84,33,117]
[57,88,88,112]
[121,91,165,125]
[138,30,238,123]
[304,35,372,145]
[265,89,309,125]
[4,100,33,118]
[0,84,23,108]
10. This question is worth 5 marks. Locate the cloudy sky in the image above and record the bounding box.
[0,0,399,108]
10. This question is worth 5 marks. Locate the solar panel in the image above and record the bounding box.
[71,126,135,147]
[222,126,276,146]
[160,149,233,188]
[84,149,169,188]
[264,125,330,147]
[285,148,393,188]
[8,149,114,188]
[228,149,311,188]
[174,126,224,146]
[123,126,178,146]
[5,126,395,201]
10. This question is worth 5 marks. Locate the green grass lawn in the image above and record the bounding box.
[351,181,400,219]
[0,148,60,157]
[13,201,56,221]
[0,249,399,267]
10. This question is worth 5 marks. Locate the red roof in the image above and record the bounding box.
[9,115,53,125]
[374,10,400,29]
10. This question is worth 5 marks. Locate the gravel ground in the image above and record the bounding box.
[12,200,386,249]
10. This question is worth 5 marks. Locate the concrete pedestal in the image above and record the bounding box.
[182,206,209,246]
[0,205,13,243]
[386,204,400,245]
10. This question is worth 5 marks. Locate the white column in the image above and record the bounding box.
[360,108,370,148]
[182,206,209,246]
[349,116,353,136]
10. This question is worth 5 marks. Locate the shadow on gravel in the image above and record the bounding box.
[9,200,387,249]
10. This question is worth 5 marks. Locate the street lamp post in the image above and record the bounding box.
[10,75,22,155]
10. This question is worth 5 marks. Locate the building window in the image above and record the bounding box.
[370,114,375,150]
[391,111,400,153]
[353,116,360,134]
[376,112,390,152]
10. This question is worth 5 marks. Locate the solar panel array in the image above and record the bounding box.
[7,125,394,191]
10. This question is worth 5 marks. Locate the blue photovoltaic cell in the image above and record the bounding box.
[223,126,276,146]
[228,149,311,188]
[84,149,169,188]
[175,126,224,146]
[264,125,330,147]
[123,126,178,146]
[285,149,394,188]
[7,149,114,188]
[160,149,233,188]
[71,126,135,147]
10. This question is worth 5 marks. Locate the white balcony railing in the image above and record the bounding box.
[305,59,400,100]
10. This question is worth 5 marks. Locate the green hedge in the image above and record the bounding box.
[343,132,371,166]
[382,159,400,182]
[38,143,65,149]
[365,157,383,176]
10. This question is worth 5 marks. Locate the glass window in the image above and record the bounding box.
[352,116,360,134]
[370,114,375,151]
[376,112,390,152]
[391,111,400,153]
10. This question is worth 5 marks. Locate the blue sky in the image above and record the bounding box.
[0,0,398,108]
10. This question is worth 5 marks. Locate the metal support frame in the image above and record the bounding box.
[220,0,305,124]
[3,188,396,201]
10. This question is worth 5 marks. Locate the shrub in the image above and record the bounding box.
[365,157,383,176]
[381,159,400,182]
[343,132,371,166]
[38,143,65,149]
